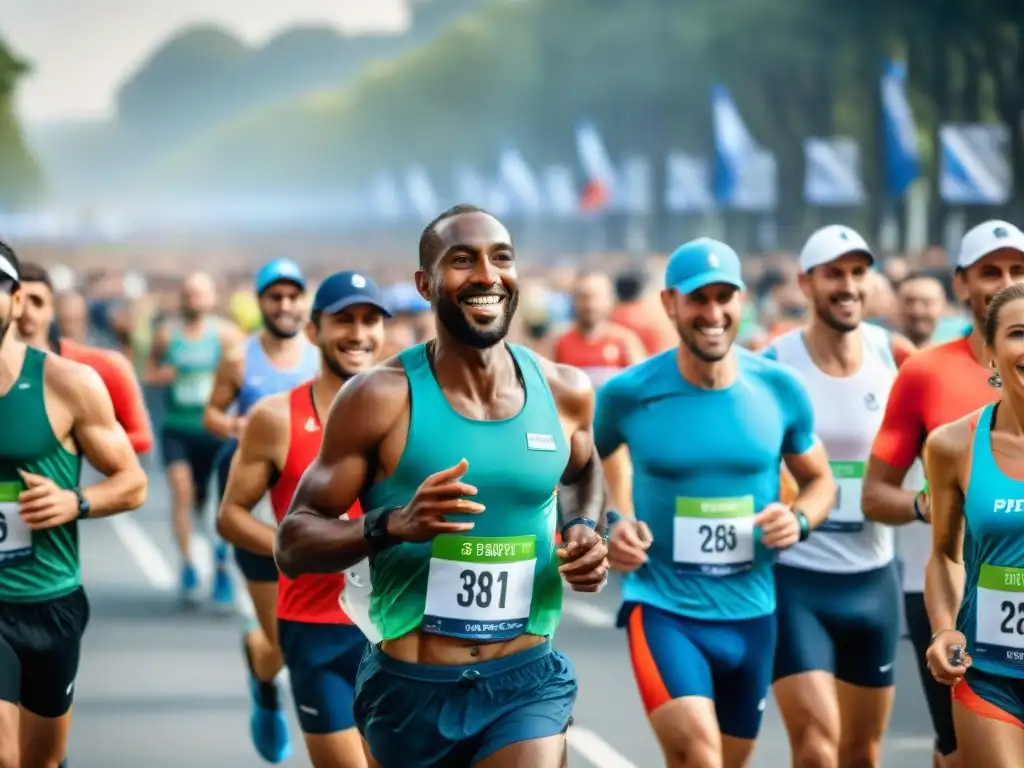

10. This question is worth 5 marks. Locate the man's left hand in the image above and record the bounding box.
[754,502,801,549]
[18,471,80,530]
[557,523,608,593]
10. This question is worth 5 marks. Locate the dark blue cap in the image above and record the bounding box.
[664,238,745,295]
[312,271,392,317]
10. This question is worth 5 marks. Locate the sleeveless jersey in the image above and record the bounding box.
[554,327,632,387]
[361,343,569,642]
[958,403,1024,679]
[236,335,319,416]
[163,321,222,432]
[767,324,896,573]
[0,347,84,603]
[270,383,364,627]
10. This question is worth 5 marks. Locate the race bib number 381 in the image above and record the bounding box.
[422,534,536,641]
[975,564,1024,667]
[0,481,33,567]
[673,496,755,576]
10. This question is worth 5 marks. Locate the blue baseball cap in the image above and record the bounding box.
[255,258,306,296]
[664,238,745,295]
[383,282,431,314]
[313,271,392,317]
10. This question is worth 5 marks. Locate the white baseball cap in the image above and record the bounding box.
[799,225,874,272]
[956,220,1024,270]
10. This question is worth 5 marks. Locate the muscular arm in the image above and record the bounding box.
[217,396,286,556]
[592,377,634,518]
[144,324,175,386]
[57,361,147,515]
[204,341,245,439]
[548,362,605,529]
[923,420,968,635]
[777,368,835,526]
[275,365,406,579]
[862,361,926,524]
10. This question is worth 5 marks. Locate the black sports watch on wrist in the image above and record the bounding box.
[792,507,811,541]
[363,506,401,552]
[74,488,91,520]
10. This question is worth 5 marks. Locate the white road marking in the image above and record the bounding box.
[562,599,616,627]
[888,736,934,751]
[567,727,639,768]
[109,515,175,591]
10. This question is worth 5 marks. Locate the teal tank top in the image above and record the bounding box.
[958,403,1024,678]
[163,321,222,433]
[362,342,569,643]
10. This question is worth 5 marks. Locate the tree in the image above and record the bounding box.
[0,38,43,209]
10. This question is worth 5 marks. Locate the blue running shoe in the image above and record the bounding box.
[243,636,291,763]
[179,563,200,606]
[212,566,234,611]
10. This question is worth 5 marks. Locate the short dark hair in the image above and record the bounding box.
[984,283,1024,346]
[418,204,492,269]
[310,310,322,329]
[17,261,51,291]
[614,270,646,302]
[899,269,953,302]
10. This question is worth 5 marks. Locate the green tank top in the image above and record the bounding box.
[0,347,84,603]
[362,343,569,642]
[163,321,222,432]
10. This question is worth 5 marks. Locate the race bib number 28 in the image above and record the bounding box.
[0,482,33,567]
[423,535,536,641]
[673,496,755,576]
[975,564,1024,667]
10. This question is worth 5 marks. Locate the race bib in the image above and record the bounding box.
[975,564,1024,666]
[173,372,214,407]
[820,461,865,533]
[0,482,33,567]
[423,535,536,641]
[673,496,755,576]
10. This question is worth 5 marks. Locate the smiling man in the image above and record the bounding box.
[274,204,609,768]
[763,226,916,768]
[597,237,836,768]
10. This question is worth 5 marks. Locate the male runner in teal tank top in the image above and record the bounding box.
[146,271,243,605]
[0,243,148,768]
[275,205,609,768]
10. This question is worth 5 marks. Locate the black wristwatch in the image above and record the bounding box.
[74,488,91,520]
[792,507,810,541]
[363,506,401,552]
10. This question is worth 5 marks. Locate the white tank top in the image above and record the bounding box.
[771,324,896,573]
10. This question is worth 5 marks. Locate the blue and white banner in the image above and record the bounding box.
[939,124,1012,205]
[371,173,402,221]
[665,152,714,213]
[498,147,543,215]
[575,121,617,211]
[404,166,439,221]
[619,156,652,215]
[880,59,921,199]
[711,84,777,211]
[804,137,866,207]
[542,165,578,218]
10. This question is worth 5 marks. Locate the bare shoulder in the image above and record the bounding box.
[241,392,290,451]
[99,347,136,376]
[533,352,594,414]
[44,352,109,411]
[924,412,977,464]
[216,317,246,346]
[327,356,409,431]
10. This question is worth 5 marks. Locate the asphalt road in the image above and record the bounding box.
[68,472,936,767]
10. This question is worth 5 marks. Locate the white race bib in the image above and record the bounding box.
[819,461,865,533]
[673,496,755,576]
[975,564,1024,666]
[173,372,214,406]
[423,535,536,640]
[0,482,33,566]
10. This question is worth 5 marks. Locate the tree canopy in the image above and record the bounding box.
[0,37,43,209]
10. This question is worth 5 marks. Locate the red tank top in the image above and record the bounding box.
[554,327,632,386]
[270,383,361,624]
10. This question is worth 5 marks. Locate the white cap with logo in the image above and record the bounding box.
[956,220,1024,270]
[799,225,874,272]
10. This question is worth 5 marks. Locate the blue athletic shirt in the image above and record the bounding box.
[594,347,817,621]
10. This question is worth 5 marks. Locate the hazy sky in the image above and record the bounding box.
[1,0,410,123]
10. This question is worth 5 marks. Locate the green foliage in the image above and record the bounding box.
[0,38,43,208]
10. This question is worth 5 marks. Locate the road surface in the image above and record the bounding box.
[69,478,936,767]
